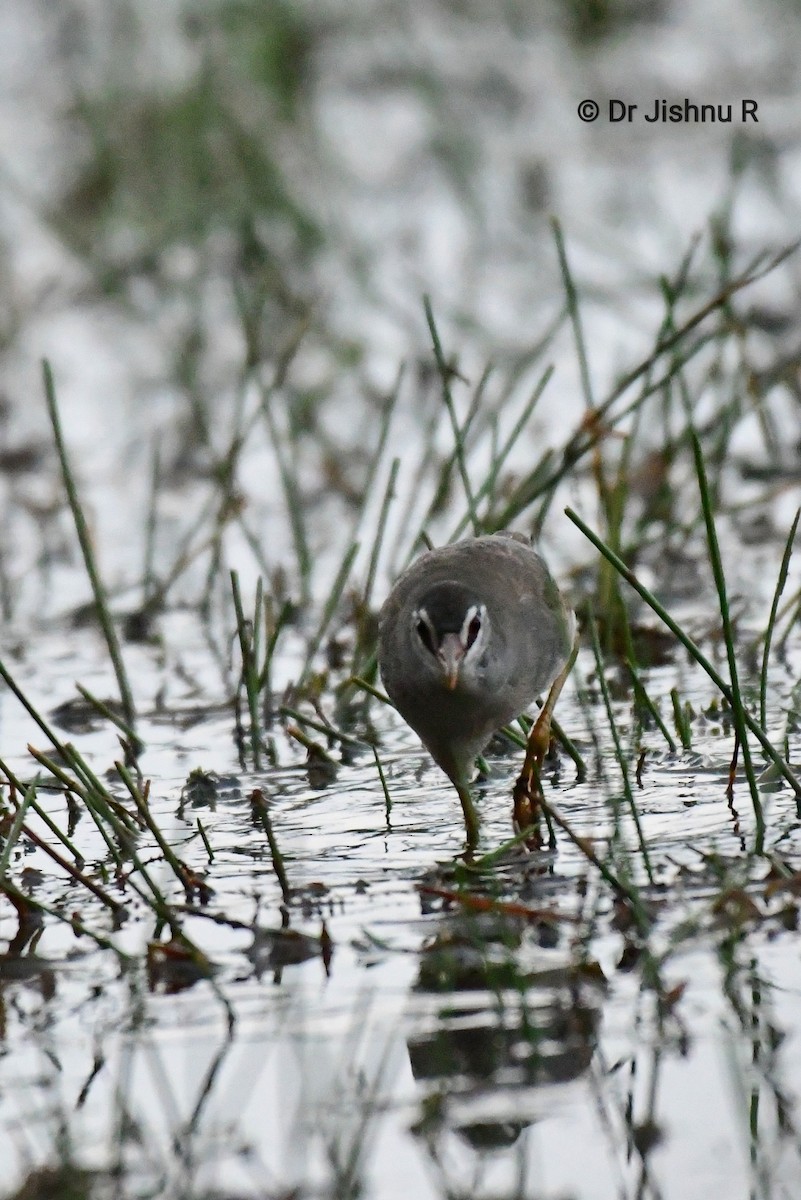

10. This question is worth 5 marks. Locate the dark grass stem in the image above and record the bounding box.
[565,508,801,800]
[345,372,402,559]
[116,764,202,903]
[299,541,360,686]
[349,457,399,681]
[76,683,144,757]
[363,457,399,617]
[603,240,799,425]
[137,491,220,615]
[142,443,161,608]
[373,746,392,825]
[260,390,312,606]
[535,794,652,936]
[775,584,801,657]
[760,508,800,734]
[0,754,86,866]
[588,614,655,886]
[670,689,693,751]
[285,722,338,766]
[423,295,481,535]
[627,662,677,754]
[251,790,291,907]
[0,878,132,961]
[26,747,131,863]
[231,570,264,768]
[279,706,361,749]
[0,656,139,837]
[348,676,391,705]
[417,369,489,546]
[197,818,214,863]
[552,217,596,412]
[0,783,126,917]
[690,431,764,847]
[0,659,132,824]
[396,365,497,569]
[384,387,445,573]
[26,749,186,934]
[448,365,554,541]
[0,782,38,877]
[515,712,587,781]
[42,360,136,729]
[550,715,587,781]
[61,743,138,829]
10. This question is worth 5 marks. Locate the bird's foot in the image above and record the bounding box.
[511,633,579,849]
[512,764,544,849]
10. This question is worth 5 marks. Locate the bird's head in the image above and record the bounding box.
[412,582,488,691]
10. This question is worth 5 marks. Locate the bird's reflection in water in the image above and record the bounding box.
[407,909,604,1150]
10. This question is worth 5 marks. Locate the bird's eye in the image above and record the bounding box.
[416,619,436,655]
[466,614,482,648]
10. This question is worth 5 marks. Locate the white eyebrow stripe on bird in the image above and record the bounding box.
[413,607,439,648]
[459,604,484,644]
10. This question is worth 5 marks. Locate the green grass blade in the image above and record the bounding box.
[689,430,764,847]
[588,612,654,885]
[42,360,136,729]
[552,217,595,412]
[0,781,38,878]
[759,508,800,733]
[423,295,480,534]
[565,506,801,799]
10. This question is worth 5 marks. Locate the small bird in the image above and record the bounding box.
[378,532,575,847]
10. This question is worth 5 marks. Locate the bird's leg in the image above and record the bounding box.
[513,636,579,846]
[455,779,480,852]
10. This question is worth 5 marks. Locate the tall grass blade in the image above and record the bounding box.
[449,365,554,540]
[298,541,360,686]
[552,217,596,412]
[587,613,655,885]
[423,295,480,534]
[0,781,38,878]
[759,508,800,734]
[230,570,263,768]
[42,360,136,729]
[260,388,312,606]
[690,430,764,846]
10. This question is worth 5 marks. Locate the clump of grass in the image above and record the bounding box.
[0,654,219,960]
[566,506,801,823]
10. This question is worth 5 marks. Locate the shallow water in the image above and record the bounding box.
[2,623,801,1197]
[2,2,801,1198]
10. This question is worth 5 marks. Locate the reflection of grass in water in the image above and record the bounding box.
[3,11,801,1187]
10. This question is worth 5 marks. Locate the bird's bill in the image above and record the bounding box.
[437,633,464,690]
